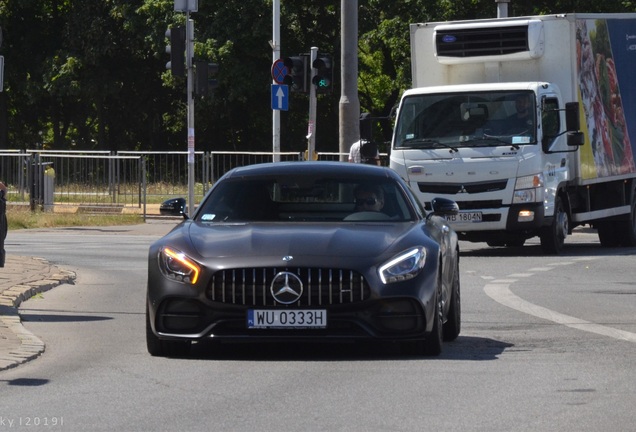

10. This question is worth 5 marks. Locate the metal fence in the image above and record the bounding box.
[0,149,354,217]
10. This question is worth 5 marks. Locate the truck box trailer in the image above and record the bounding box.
[390,13,636,253]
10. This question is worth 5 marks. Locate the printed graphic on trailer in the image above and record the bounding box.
[576,18,636,179]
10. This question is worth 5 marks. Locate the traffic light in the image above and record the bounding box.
[165,26,186,77]
[312,54,333,93]
[195,61,219,96]
[283,55,309,93]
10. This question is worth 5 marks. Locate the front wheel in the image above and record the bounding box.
[401,285,443,357]
[540,195,568,254]
[424,289,443,356]
[443,259,461,341]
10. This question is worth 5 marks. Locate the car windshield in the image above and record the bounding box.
[195,176,416,223]
[394,90,537,149]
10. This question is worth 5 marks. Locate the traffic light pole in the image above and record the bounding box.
[307,47,318,160]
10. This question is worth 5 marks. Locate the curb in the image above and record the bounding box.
[0,264,76,372]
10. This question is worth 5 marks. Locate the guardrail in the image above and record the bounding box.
[0,150,363,218]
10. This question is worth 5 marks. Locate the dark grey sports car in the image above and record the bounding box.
[146,162,461,357]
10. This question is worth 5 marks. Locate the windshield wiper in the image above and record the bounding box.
[400,138,459,153]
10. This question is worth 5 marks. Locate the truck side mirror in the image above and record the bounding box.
[567,131,585,147]
[565,102,580,132]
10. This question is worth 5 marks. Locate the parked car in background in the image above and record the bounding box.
[146,162,461,357]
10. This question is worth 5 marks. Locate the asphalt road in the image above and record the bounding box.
[0,223,635,431]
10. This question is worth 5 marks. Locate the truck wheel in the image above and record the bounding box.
[540,196,568,254]
[619,199,636,247]
[597,222,621,247]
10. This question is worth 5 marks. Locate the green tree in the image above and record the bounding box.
[1,0,636,155]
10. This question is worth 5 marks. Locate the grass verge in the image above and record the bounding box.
[6,207,144,230]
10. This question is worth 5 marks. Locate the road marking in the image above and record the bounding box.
[483,260,636,344]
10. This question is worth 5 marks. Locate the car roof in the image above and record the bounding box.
[222,161,400,181]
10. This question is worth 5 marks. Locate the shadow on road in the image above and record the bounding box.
[182,335,513,362]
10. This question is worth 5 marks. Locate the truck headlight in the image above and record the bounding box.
[513,173,543,204]
[379,247,427,284]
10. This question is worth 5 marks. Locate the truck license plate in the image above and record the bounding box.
[248,310,327,329]
[446,211,483,223]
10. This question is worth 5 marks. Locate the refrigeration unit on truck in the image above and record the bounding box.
[390,13,636,253]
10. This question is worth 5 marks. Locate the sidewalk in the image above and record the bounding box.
[0,219,178,372]
[0,255,76,371]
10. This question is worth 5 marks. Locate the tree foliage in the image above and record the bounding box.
[0,0,634,153]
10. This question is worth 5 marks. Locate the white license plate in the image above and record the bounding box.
[446,211,483,223]
[247,309,327,329]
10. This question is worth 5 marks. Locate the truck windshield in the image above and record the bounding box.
[394,91,537,149]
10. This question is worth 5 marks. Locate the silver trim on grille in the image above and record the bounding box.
[208,267,369,306]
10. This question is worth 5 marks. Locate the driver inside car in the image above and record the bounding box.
[354,184,385,213]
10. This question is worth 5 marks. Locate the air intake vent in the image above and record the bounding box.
[434,19,544,64]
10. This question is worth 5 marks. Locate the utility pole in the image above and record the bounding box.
[307,47,318,160]
[339,0,360,161]
[172,0,198,215]
[272,0,281,162]
[186,15,195,216]
[496,0,510,18]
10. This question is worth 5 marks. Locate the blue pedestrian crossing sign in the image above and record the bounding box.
[271,84,288,111]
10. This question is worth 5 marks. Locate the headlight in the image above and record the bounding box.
[513,173,543,204]
[158,247,201,284]
[378,247,427,284]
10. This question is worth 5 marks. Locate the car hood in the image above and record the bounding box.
[186,221,415,261]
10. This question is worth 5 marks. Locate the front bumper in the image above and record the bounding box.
[150,296,430,342]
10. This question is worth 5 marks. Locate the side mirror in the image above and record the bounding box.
[160,197,186,217]
[430,197,459,216]
[565,102,580,132]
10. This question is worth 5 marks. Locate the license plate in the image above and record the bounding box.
[446,211,483,223]
[247,309,327,329]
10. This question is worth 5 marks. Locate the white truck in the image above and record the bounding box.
[390,13,636,253]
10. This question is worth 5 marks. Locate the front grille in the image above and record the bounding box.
[207,267,370,307]
[418,180,508,195]
[436,25,529,58]
[456,200,503,210]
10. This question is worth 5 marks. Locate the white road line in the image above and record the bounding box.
[484,281,636,343]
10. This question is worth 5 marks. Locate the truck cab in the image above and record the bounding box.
[391,82,581,251]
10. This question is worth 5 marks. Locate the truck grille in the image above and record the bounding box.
[435,25,529,58]
[207,267,370,307]
[418,180,508,195]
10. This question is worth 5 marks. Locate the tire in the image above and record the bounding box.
[505,239,525,247]
[146,303,191,357]
[443,260,461,342]
[597,221,621,247]
[401,281,444,357]
[540,195,568,254]
[423,287,443,356]
[618,199,636,247]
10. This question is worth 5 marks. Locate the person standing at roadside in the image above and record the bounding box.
[348,140,380,165]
